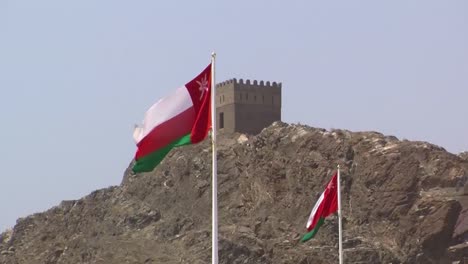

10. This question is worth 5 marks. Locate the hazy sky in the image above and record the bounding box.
[1,1,467,231]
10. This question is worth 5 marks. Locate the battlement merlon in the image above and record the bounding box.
[216,78,282,90]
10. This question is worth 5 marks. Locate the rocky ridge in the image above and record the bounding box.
[1,122,467,263]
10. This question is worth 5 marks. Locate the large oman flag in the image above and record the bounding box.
[132,64,212,173]
[301,172,338,242]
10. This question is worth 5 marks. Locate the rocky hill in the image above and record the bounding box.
[1,122,467,263]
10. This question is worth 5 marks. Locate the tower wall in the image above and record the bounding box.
[216,80,236,133]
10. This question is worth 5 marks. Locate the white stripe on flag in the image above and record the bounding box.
[306,191,325,229]
[134,86,193,143]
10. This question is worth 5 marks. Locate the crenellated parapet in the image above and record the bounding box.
[216,78,282,89]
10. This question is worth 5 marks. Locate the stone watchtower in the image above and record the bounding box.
[215,78,281,134]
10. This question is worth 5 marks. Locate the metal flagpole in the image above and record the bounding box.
[337,165,343,264]
[210,52,219,264]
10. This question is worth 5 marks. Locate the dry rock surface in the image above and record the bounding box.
[1,122,467,263]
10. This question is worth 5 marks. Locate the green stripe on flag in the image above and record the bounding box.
[133,134,192,173]
[300,218,325,243]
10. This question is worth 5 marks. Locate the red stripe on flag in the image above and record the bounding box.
[135,107,195,159]
[184,64,212,144]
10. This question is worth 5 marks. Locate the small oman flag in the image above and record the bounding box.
[132,64,212,173]
[301,172,338,242]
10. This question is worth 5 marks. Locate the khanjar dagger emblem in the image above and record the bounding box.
[197,75,209,100]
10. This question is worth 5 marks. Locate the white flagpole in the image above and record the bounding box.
[210,52,219,264]
[337,165,343,264]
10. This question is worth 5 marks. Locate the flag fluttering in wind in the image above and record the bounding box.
[132,64,212,173]
[301,172,338,242]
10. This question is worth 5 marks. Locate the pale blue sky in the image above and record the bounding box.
[1,1,467,231]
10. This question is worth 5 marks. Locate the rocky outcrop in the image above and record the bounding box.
[1,122,467,263]
[459,152,468,161]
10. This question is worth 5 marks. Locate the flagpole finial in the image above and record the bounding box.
[211,52,216,58]
[337,164,340,169]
